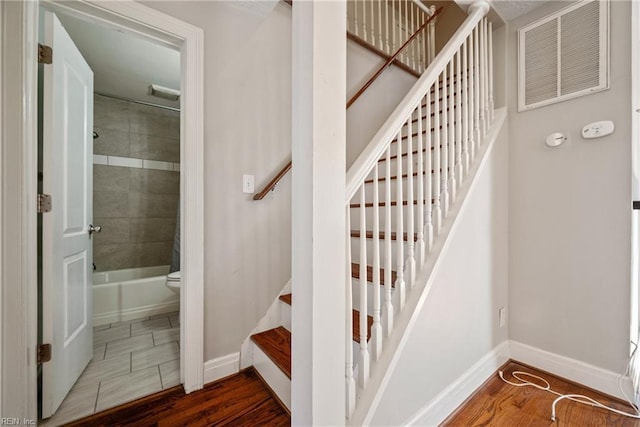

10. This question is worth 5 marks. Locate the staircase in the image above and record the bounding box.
[245,0,500,422]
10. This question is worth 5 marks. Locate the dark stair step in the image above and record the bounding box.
[279,294,372,343]
[349,200,434,208]
[364,169,451,184]
[350,230,417,242]
[351,263,397,286]
[251,327,291,379]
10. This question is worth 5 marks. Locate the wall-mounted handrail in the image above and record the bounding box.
[254,2,440,201]
[346,6,442,109]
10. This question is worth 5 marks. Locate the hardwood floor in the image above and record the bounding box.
[65,368,290,427]
[442,361,640,427]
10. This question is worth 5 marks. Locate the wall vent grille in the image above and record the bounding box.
[518,0,609,111]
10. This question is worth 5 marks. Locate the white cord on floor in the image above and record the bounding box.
[498,369,640,422]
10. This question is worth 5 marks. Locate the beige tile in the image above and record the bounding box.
[93,324,110,332]
[40,381,98,427]
[129,106,179,138]
[93,243,135,272]
[93,127,130,157]
[130,133,180,163]
[131,342,179,372]
[93,324,130,346]
[159,360,180,389]
[153,327,179,346]
[94,95,130,132]
[92,218,130,245]
[169,313,180,328]
[129,218,176,243]
[129,168,180,195]
[93,191,129,218]
[76,353,131,388]
[94,165,130,193]
[93,343,106,362]
[128,192,179,218]
[150,311,178,320]
[131,317,171,336]
[95,366,162,412]
[104,333,153,359]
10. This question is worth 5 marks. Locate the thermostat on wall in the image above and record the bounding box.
[582,120,614,139]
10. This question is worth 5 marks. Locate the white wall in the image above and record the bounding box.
[142,1,292,361]
[370,121,509,425]
[508,1,632,373]
[346,41,417,168]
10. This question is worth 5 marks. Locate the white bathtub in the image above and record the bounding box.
[93,265,179,327]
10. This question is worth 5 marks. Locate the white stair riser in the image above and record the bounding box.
[350,204,440,230]
[280,300,291,332]
[361,173,442,201]
[350,238,408,267]
[252,343,291,411]
[350,278,397,316]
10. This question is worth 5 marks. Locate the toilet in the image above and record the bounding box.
[166,271,181,295]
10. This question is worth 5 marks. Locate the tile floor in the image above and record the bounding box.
[40,312,180,427]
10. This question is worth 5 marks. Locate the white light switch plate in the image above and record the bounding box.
[243,174,255,194]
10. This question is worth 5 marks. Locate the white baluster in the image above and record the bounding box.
[371,164,382,361]
[416,102,425,267]
[441,67,449,217]
[433,79,442,234]
[479,18,487,138]
[429,6,436,62]
[425,92,434,252]
[418,13,425,73]
[383,147,394,337]
[354,0,359,38]
[403,0,408,64]
[483,18,490,132]
[378,0,383,50]
[392,0,396,56]
[448,59,456,202]
[395,130,405,310]
[473,24,481,152]
[385,0,390,55]
[406,115,416,288]
[410,1,416,71]
[468,30,476,162]
[455,48,463,186]
[489,21,494,122]
[345,208,356,418]
[370,0,375,47]
[462,38,470,176]
[358,185,369,389]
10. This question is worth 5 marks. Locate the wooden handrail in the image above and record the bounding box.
[253,161,292,200]
[254,6,442,201]
[346,6,443,109]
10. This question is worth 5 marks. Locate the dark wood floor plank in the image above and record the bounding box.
[66,368,290,427]
[442,361,640,427]
[251,327,291,379]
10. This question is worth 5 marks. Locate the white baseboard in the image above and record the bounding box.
[93,301,180,326]
[203,353,240,385]
[403,341,510,426]
[510,340,633,401]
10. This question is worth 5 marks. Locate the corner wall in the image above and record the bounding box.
[369,119,509,426]
[507,1,632,373]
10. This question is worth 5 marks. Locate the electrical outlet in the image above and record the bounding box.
[243,174,255,194]
[499,307,507,328]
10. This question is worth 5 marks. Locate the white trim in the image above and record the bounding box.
[402,341,510,426]
[203,353,240,385]
[510,340,633,401]
[632,0,640,358]
[2,0,204,418]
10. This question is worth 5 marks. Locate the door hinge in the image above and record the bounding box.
[38,343,52,364]
[38,44,52,64]
[37,193,52,213]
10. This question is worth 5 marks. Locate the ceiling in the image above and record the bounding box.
[490,0,548,21]
[57,13,181,109]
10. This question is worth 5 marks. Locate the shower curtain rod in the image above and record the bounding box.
[94,91,181,112]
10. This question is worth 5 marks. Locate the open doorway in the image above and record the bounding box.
[34,3,196,425]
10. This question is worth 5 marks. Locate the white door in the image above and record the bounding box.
[41,11,94,418]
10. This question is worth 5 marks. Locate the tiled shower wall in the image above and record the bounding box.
[93,95,180,272]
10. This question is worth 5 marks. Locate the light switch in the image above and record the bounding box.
[243,174,255,194]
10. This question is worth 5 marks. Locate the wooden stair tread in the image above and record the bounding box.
[251,327,291,379]
[350,230,417,242]
[351,263,397,286]
[279,294,373,343]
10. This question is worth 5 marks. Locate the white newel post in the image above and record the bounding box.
[292,1,346,425]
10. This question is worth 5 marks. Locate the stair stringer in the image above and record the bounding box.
[240,279,292,370]
[348,108,507,426]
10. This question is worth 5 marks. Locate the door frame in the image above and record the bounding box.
[0,0,204,420]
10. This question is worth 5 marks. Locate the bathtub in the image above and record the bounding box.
[93,265,179,327]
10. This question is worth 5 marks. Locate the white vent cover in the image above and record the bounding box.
[518,0,609,111]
